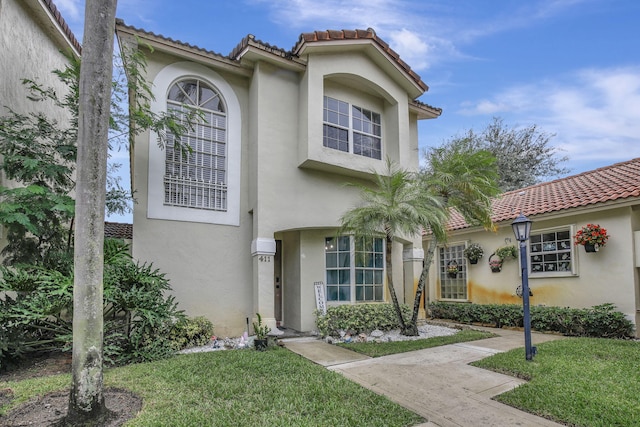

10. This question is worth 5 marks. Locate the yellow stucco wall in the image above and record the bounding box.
[425,206,640,336]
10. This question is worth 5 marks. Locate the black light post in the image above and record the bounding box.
[512,213,536,361]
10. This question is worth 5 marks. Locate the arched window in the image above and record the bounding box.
[164,79,227,211]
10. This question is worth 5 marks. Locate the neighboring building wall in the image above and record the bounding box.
[425,206,639,336]
[0,0,75,120]
[0,0,79,256]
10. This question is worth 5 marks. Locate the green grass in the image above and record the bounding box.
[337,329,496,357]
[472,337,640,426]
[1,348,424,427]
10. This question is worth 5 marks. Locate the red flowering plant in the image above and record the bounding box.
[574,223,610,247]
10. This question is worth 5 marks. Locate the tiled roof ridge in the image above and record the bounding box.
[229,34,291,60]
[294,28,428,92]
[115,19,232,62]
[43,0,82,53]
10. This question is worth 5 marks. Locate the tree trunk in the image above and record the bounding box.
[404,238,438,336]
[385,235,407,332]
[66,0,118,424]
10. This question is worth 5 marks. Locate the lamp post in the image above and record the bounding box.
[512,213,536,361]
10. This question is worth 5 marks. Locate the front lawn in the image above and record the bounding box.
[472,337,640,426]
[337,329,495,357]
[1,348,424,426]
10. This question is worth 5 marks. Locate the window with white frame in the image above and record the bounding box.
[323,96,382,160]
[439,244,467,300]
[165,79,227,211]
[325,236,384,302]
[529,228,573,274]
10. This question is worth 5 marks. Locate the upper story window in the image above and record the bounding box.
[323,96,382,160]
[165,79,227,211]
[529,228,573,274]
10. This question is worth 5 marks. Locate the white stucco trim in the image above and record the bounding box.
[147,61,241,225]
[251,238,277,256]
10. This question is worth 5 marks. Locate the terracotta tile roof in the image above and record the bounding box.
[293,29,428,92]
[115,19,231,62]
[447,157,640,231]
[410,99,442,117]
[116,22,431,97]
[229,34,291,61]
[42,0,82,53]
[104,222,133,240]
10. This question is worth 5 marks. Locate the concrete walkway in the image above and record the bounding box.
[283,327,566,427]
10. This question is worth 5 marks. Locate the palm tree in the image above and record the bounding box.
[340,159,448,335]
[405,138,500,335]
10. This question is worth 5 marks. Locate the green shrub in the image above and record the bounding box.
[315,303,411,337]
[494,245,518,260]
[169,316,214,350]
[429,302,634,339]
[0,239,187,370]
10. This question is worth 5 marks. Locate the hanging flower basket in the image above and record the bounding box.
[447,260,459,278]
[463,243,484,265]
[584,243,599,253]
[494,245,518,261]
[488,253,502,273]
[574,224,609,253]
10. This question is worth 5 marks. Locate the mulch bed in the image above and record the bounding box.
[0,353,142,426]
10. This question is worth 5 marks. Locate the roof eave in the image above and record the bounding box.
[115,22,252,78]
[409,101,442,120]
[26,0,81,56]
[234,43,307,72]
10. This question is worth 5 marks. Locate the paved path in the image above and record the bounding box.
[283,327,566,427]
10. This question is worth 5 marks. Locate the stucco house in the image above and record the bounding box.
[0,0,81,254]
[424,158,640,337]
[115,22,441,337]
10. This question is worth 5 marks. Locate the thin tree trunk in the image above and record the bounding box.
[407,238,438,332]
[66,0,118,424]
[385,235,407,332]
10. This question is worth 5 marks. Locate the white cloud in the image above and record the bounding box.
[388,29,430,69]
[53,0,83,21]
[250,0,591,72]
[457,66,640,164]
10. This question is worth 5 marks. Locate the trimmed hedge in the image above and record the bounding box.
[429,302,634,339]
[315,303,412,337]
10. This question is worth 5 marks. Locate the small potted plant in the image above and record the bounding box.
[446,261,459,278]
[574,223,609,252]
[252,313,271,351]
[463,243,484,264]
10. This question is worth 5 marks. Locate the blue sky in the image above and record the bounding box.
[56,0,640,222]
